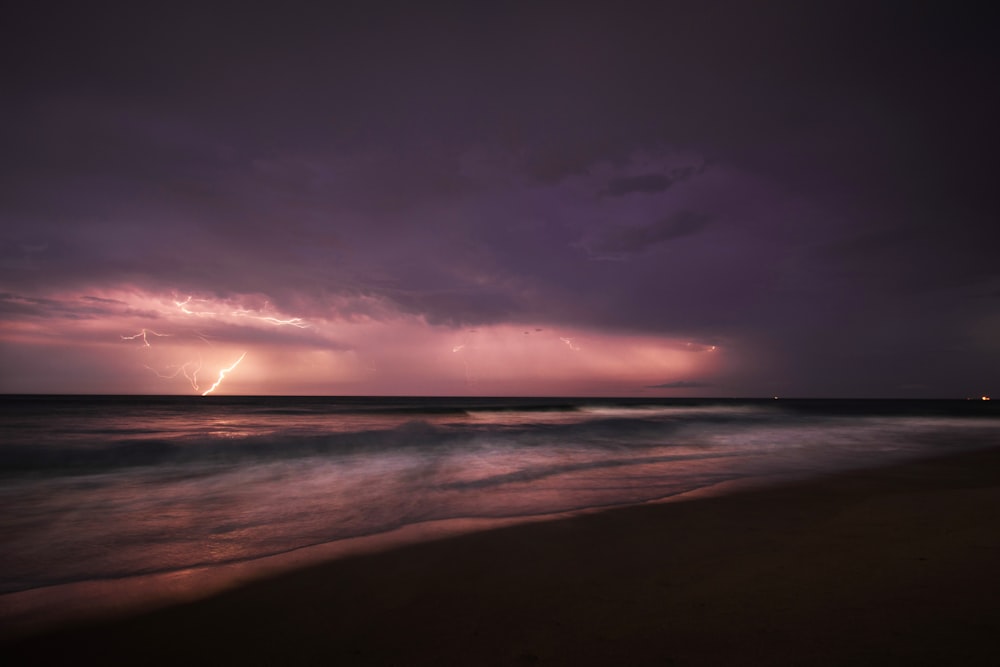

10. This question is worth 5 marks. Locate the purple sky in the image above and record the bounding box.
[2,1,998,396]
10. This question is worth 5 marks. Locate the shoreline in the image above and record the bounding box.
[0,469,771,640]
[5,445,1000,664]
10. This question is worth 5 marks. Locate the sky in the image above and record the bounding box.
[2,1,998,397]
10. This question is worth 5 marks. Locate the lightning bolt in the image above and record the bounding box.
[201,352,247,396]
[184,361,201,391]
[182,298,309,327]
[175,296,213,316]
[560,337,581,351]
[123,293,306,394]
[254,316,309,328]
[232,307,309,328]
[121,329,170,348]
[143,359,203,391]
[451,343,474,385]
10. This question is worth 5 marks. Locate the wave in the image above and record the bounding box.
[1,397,997,598]
[2,397,996,477]
[0,418,698,476]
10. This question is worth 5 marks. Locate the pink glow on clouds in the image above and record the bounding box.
[0,288,725,396]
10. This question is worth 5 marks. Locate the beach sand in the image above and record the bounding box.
[4,446,1000,666]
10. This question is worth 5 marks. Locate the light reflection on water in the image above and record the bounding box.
[0,397,996,599]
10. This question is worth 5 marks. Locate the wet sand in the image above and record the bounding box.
[5,446,1000,666]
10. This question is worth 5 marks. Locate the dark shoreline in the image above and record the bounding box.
[5,445,1000,665]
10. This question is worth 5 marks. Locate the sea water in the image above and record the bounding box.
[1,396,996,604]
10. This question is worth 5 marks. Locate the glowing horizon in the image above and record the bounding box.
[0,287,731,397]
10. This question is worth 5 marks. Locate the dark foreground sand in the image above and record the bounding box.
[5,447,1000,666]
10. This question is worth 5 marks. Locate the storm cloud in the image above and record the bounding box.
[1,1,998,397]
[589,210,711,257]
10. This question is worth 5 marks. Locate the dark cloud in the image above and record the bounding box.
[0,292,162,321]
[648,381,712,389]
[601,166,697,197]
[816,228,916,262]
[0,293,60,318]
[80,295,127,305]
[0,293,111,320]
[603,173,672,197]
[588,210,711,257]
[385,287,521,327]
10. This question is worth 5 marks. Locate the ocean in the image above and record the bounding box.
[1,395,997,618]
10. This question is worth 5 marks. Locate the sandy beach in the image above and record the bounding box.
[5,445,1000,666]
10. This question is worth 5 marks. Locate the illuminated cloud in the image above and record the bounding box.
[0,281,729,395]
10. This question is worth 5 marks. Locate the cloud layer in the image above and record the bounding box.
[2,2,998,396]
